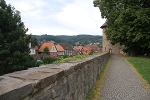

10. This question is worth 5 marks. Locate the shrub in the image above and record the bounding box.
[43,57,58,64]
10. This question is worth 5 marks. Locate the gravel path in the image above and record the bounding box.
[99,55,150,100]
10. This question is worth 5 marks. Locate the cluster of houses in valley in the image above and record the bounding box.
[29,41,102,60]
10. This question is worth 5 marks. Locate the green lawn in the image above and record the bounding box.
[125,56,150,85]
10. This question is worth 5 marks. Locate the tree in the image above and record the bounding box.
[31,36,39,47]
[43,46,49,54]
[94,0,150,56]
[0,0,37,75]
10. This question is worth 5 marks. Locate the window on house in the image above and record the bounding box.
[32,49,35,53]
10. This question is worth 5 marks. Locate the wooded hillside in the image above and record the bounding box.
[32,34,102,46]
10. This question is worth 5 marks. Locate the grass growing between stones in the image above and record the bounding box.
[124,56,150,87]
[86,58,111,100]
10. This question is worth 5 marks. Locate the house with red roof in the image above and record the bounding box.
[73,46,83,55]
[29,42,38,55]
[73,46,93,55]
[73,45,102,55]
[55,44,65,57]
[38,42,57,57]
[85,45,102,53]
[82,46,92,55]
[59,43,73,56]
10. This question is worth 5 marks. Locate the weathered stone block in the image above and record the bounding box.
[51,82,63,99]
[31,88,52,100]
[4,68,62,89]
[0,76,33,100]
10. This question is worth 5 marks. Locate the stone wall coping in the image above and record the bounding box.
[0,76,33,100]
[0,52,108,100]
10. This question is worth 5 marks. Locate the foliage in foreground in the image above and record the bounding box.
[43,57,58,64]
[125,56,150,85]
[42,53,101,65]
[0,0,38,75]
[54,55,88,63]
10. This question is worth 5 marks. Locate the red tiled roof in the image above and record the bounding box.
[85,45,101,52]
[39,42,54,52]
[73,46,83,51]
[55,44,64,52]
[82,47,92,55]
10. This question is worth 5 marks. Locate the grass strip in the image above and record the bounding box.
[86,58,111,100]
[124,56,150,89]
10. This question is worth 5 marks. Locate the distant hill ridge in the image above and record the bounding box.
[32,35,102,46]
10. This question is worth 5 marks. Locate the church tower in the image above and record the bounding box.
[100,21,120,54]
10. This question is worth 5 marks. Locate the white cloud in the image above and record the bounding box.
[57,0,105,35]
[7,0,47,18]
[6,0,105,36]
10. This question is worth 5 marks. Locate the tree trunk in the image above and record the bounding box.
[130,47,136,57]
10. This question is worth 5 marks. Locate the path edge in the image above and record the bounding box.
[86,56,111,100]
[122,56,150,90]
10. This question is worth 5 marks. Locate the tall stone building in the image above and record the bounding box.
[100,21,120,54]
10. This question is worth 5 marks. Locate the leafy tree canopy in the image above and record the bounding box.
[43,46,49,54]
[31,36,39,47]
[94,0,150,56]
[0,0,37,75]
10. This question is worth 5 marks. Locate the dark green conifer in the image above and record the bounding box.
[0,0,37,75]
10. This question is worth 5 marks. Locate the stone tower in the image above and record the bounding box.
[100,21,120,54]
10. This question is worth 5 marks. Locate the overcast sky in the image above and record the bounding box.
[6,0,106,36]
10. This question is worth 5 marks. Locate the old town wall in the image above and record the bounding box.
[0,52,109,100]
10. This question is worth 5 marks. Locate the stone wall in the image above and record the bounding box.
[102,28,120,54]
[0,52,110,100]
